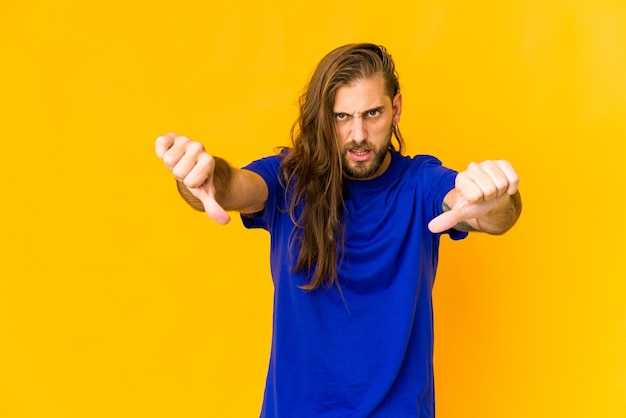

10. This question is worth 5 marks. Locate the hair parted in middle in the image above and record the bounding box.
[279,43,404,291]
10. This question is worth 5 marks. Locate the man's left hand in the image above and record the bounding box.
[428,160,520,234]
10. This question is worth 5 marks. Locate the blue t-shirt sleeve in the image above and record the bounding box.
[239,154,283,231]
[418,156,469,241]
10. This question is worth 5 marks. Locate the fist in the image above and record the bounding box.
[156,133,214,189]
[428,159,520,234]
[155,132,230,224]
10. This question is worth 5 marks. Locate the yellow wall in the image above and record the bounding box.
[1,1,624,417]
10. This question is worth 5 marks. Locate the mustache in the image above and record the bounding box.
[343,141,374,151]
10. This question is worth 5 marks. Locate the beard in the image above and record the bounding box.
[341,131,392,180]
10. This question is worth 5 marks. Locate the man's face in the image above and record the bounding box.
[333,74,402,180]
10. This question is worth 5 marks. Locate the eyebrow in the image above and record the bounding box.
[332,106,385,116]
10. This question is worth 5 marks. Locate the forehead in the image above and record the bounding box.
[333,74,391,111]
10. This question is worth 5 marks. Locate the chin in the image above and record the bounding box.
[344,162,378,179]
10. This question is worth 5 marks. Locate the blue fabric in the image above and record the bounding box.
[241,151,467,417]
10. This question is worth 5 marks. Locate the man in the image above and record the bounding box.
[156,43,521,417]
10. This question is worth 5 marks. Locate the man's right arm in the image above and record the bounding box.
[156,133,268,224]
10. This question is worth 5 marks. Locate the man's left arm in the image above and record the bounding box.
[428,160,522,235]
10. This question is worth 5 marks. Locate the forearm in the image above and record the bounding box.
[176,179,203,211]
[176,157,267,215]
[474,190,522,235]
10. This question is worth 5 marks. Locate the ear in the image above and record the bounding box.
[392,93,403,125]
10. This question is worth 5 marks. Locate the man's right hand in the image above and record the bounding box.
[155,133,231,224]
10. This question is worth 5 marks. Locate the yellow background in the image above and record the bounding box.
[1,0,624,417]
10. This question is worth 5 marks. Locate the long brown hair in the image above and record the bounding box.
[279,43,404,290]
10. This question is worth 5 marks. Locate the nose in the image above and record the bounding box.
[351,116,367,144]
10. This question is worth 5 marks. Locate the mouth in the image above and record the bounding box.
[348,149,371,161]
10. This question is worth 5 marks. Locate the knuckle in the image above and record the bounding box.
[472,192,485,202]
[155,135,173,158]
[162,153,176,168]
[494,179,509,194]
[465,189,482,202]
[455,171,467,185]
[183,175,203,189]
[182,177,195,188]
[157,132,173,142]
[197,152,214,167]
[187,141,204,154]
[497,159,510,167]
[171,165,187,180]
[483,186,497,199]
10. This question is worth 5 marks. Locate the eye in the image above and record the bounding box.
[365,109,381,119]
[334,112,348,121]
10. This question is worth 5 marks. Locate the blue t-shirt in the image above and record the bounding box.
[241,151,467,417]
